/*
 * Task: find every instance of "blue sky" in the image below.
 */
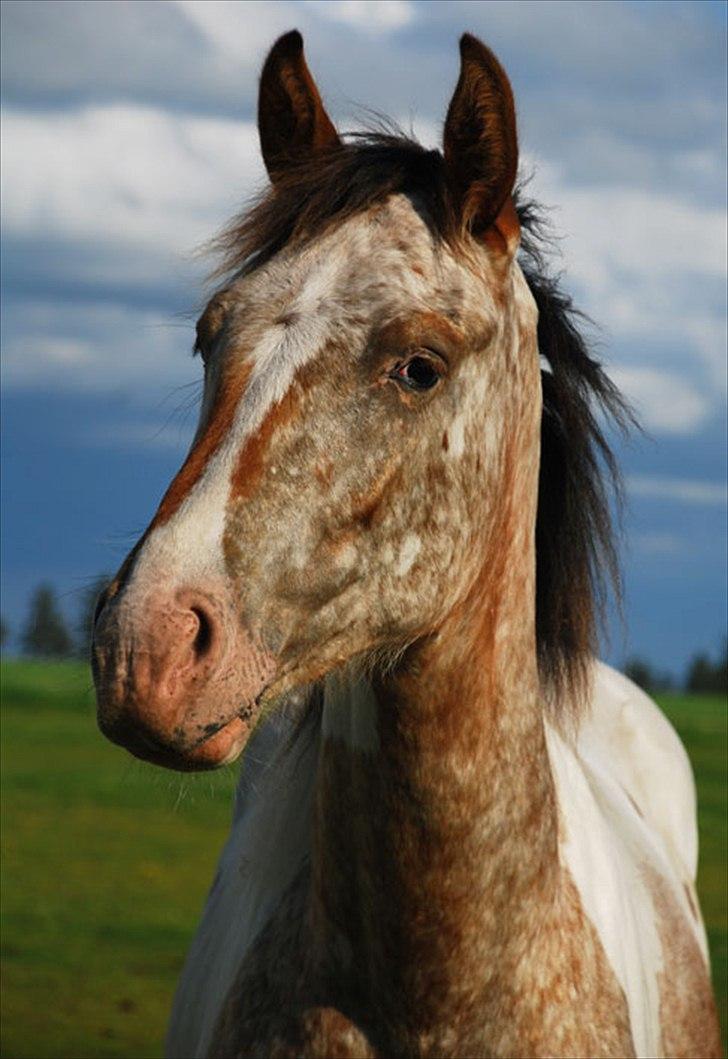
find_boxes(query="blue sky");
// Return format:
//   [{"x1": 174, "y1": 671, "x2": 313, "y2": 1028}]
[{"x1": 1, "y1": 0, "x2": 726, "y2": 677}]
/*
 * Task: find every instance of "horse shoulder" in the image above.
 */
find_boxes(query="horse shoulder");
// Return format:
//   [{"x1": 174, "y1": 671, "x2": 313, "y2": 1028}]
[
  {"x1": 545, "y1": 661, "x2": 720, "y2": 1058},
  {"x1": 587, "y1": 661, "x2": 701, "y2": 887}
]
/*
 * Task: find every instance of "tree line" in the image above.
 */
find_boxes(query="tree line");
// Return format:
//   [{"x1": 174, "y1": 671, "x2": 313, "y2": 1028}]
[
  {"x1": 0, "y1": 581, "x2": 726, "y2": 695},
  {"x1": 0, "y1": 577, "x2": 110, "y2": 661},
  {"x1": 624, "y1": 646, "x2": 727, "y2": 695}
]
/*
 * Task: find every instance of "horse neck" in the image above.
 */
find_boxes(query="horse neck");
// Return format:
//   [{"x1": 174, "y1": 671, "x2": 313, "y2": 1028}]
[{"x1": 310, "y1": 467, "x2": 559, "y2": 1030}]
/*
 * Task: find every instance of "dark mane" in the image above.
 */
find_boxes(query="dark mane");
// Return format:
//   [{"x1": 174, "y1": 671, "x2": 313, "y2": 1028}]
[
  {"x1": 212, "y1": 131, "x2": 633, "y2": 711},
  {"x1": 517, "y1": 208, "x2": 633, "y2": 708}
]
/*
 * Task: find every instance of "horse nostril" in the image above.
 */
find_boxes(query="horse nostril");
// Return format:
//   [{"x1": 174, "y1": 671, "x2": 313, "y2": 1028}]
[{"x1": 191, "y1": 606, "x2": 214, "y2": 659}]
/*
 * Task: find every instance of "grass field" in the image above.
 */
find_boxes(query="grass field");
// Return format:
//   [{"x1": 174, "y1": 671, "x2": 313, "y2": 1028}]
[{"x1": 1, "y1": 660, "x2": 726, "y2": 1058}]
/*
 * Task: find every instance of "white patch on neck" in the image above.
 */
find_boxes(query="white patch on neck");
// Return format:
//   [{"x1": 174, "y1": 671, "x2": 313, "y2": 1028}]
[
  {"x1": 166, "y1": 709, "x2": 318, "y2": 1058},
  {"x1": 554, "y1": 656, "x2": 711, "y2": 1048},
  {"x1": 322, "y1": 670, "x2": 380, "y2": 753},
  {"x1": 545, "y1": 720, "x2": 664, "y2": 1057}
]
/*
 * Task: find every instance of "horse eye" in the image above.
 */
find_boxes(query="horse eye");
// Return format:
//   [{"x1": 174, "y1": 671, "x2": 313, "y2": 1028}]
[{"x1": 391, "y1": 355, "x2": 442, "y2": 392}]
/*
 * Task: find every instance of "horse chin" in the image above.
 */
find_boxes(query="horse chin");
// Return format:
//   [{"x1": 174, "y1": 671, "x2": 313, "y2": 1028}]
[{"x1": 99, "y1": 707, "x2": 255, "y2": 772}]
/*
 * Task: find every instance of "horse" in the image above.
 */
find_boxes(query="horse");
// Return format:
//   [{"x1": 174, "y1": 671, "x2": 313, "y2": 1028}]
[{"x1": 92, "y1": 30, "x2": 721, "y2": 1059}]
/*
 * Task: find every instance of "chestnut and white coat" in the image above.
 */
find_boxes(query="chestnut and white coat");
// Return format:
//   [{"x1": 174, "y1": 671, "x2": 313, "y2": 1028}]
[{"x1": 93, "y1": 29, "x2": 721, "y2": 1059}]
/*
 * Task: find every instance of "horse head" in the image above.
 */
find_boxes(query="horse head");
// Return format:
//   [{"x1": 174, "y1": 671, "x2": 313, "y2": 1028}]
[{"x1": 93, "y1": 31, "x2": 540, "y2": 770}]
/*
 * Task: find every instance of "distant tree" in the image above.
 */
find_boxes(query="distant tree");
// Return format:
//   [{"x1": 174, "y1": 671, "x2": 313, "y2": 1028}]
[
  {"x1": 654, "y1": 669, "x2": 676, "y2": 693},
  {"x1": 716, "y1": 638, "x2": 728, "y2": 693},
  {"x1": 686, "y1": 653, "x2": 713, "y2": 692},
  {"x1": 686, "y1": 639, "x2": 727, "y2": 694},
  {"x1": 21, "y1": 584, "x2": 73, "y2": 658},
  {"x1": 624, "y1": 657, "x2": 656, "y2": 692},
  {"x1": 624, "y1": 657, "x2": 676, "y2": 693},
  {"x1": 0, "y1": 616, "x2": 8, "y2": 652},
  {"x1": 76, "y1": 574, "x2": 111, "y2": 658}
]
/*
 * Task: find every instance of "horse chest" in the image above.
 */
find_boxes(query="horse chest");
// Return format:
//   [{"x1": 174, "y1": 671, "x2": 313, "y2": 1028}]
[
  {"x1": 206, "y1": 869, "x2": 377, "y2": 1058},
  {"x1": 205, "y1": 869, "x2": 637, "y2": 1059}
]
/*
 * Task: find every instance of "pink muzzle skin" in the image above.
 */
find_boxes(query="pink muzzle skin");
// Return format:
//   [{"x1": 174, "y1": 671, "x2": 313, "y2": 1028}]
[{"x1": 93, "y1": 585, "x2": 277, "y2": 771}]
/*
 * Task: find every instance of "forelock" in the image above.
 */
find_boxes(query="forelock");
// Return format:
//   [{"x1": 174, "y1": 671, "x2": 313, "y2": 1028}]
[{"x1": 209, "y1": 130, "x2": 453, "y2": 285}]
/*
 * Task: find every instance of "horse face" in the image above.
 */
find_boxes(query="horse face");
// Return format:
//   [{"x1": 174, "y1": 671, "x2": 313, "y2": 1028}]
[{"x1": 93, "y1": 32, "x2": 538, "y2": 770}]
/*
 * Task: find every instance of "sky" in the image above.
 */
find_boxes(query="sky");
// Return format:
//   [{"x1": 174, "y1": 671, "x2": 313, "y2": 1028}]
[{"x1": 1, "y1": 0, "x2": 726, "y2": 678}]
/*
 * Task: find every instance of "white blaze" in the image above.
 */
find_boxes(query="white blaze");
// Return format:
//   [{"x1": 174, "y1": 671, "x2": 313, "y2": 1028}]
[{"x1": 130, "y1": 246, "x2": 348, "y2": 587}]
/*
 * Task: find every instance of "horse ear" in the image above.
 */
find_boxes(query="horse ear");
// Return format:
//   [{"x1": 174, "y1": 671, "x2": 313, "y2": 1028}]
[
  {"x1": 443, "y1": 34, "x2": 519, "y2": 240},
  {"x1": 258, "y1": 30, "x2": 340, "y2": 181}
]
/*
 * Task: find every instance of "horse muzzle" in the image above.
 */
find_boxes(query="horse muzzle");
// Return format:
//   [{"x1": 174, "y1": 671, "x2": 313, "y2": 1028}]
[{"x1": 92, "y1": 584, "x2": 276, "y2": 771}]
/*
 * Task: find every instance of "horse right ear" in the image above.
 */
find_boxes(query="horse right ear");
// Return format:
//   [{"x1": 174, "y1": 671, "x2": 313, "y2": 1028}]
[
  {"x1": 443, "y1": 34, "x2": 519, "y2": 242},
  {"x1": 258, "y1": 30, "x2": 340, "y2": 182}
]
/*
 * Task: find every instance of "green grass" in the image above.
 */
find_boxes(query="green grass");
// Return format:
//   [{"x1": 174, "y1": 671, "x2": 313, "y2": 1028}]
[
  {"x1": 1, "y1": 660, "x2": 236, "y2": 1059},
  {"x1": 654, "y1": 690, "x2": 728, "y2": 1043},
  {"x1": 1, "y1": 662, "x2": 725, "y2": 1057}
]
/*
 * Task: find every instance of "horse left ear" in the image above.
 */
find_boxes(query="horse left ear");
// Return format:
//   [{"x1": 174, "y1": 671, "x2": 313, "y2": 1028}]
[
  {"x1": 258, "y1": 29, "x2": 340, "y2": 182},
  {"x1": 443, "y1": 34, "x2": 519, "y2": 244}
]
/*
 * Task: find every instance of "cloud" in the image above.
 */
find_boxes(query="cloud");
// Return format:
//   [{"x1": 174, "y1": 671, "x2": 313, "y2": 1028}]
[
  {"x1": 1, "y1": 0, "x2": 725, "y2": 432},
  {"x1": 1, "y1": 103, "x2": 264, "y2": 260},
  {"x1": 607, "y1": 366, "x2": 711, "y2": 435},
  {"x1": 3, "y1": 1, "x2": 724, "y2": 191},
  {"x1": 1, "y1": 298, "x2": 199, "y2": 393},
  {"x1": 446, "y1": 0, "x2": 725, "y2": 89},
  {"x1": 173, "y1": 0, "x2": 303, "y2": 69},
  {"x1": 540, "y1": 178, "x2": 726, "y2": 284},
  {"x1": 528, "y1": 161, "x2": 728, "y2": 396},
  {"x1": 0, "y1": 0, "x2": 312, "y2": 117},
  {"x1": 627, "y1": 475, "x2": 728, "y2": 507},
  {"x1": 2, "y1": 104, "x2": 726, "y2": 429},
  {"x1": 545, "y1": 131, "x2": 726, "y2": 208},
  {"x1": 303, "y1": 1, "x2": 415, "y2": 31},
  {"x1": 0, "y1": 0, "x2": 420, "y2": 118},
  {"x1": 1, "y1": 0, "x2": 223, "y2": 113},
  {"x1": 3, "y1": 2, "x2": 724, "y2": 159}
]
